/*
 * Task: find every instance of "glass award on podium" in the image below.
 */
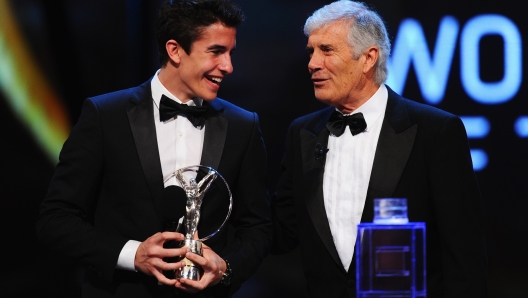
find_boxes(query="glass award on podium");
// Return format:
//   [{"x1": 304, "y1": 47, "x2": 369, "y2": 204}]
[{"x1": 356, "y1": 198, "x2": 426, "y2": 298}]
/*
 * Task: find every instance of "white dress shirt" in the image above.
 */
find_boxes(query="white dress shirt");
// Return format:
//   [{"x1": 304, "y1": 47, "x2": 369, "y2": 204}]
[
  {"x1": 116, "y1": 70, "x2": 205, "y2": 271},
  {"x1": 323, "y1": 84, "x2": 388, "y2": 271}
]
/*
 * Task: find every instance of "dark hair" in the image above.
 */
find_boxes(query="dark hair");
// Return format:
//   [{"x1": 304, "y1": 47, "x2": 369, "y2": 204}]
[{"x1": 156, "y1": 0, "x2": 245, "y2": 65}]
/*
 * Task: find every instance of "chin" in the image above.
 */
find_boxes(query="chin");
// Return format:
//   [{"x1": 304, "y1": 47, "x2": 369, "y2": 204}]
[
  {"x1": 314, "y1": 94, "x2": 333, "y2": 106},
  {"x1": 314, "y1": 90, "x2": 330, "y2": 101},
  {"x1": 202, "y1": 96, "x2": 217, "y2": 102},
  {"x1": 199, "y1": 91, "x2": 218, "y2": 102}
]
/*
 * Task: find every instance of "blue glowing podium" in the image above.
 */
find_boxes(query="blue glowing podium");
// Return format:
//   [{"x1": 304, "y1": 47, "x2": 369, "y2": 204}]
[{"x1": 355, "y1": 222, "x2": 426, "y2": 298}]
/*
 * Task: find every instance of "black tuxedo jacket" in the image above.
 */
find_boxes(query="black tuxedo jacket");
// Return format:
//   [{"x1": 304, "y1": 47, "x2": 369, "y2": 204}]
[
  {"x1": 272, "y1": 86, "x2": 487, "y2": 298},
  {"x1": 37, "y1": 80, "x2": 272, "y2": 298}
]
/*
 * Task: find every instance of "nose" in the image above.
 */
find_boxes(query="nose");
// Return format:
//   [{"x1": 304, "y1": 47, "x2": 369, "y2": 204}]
[
  {"x1": 219, "y1": 53, "x2": 233, "y2": 74},
  {"x1": 308, "y1": 52, "x2": 322, "y2": 74}
]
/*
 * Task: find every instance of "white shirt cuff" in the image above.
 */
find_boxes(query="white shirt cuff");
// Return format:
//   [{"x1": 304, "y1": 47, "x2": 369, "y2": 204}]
[{"x1": 116, "y1": 240, "x2": 141, "y2": 271}]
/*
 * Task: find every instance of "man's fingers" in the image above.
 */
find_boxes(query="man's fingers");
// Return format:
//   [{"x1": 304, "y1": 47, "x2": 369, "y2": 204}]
[
  {"x1": 146, "y1": 232, "x2": 184, "y2": 245},
  {"x1": 176, "y1": 277, "x2": 206, "y2": 293},
  {"x1": 140, "y1": 230, "x2": 222, "y2": 292},
  {"x1": 153, "y1": 269, "x2": 177, "y2": 286},
  {"x1": 159, "y1": 231, "x2": 186, "y2": 242},
  {"x1": 184, "y1": 252, "x2": 208, "y2": 268},
  {"x1": 160, "y1": 247, "x2": 188, "y2": 259},
  {"x1": 201, "y1": 242, "x2": 210, "y2": 250},
  {"x1": 135, "y1": 231, "x2": 188, "y2": 280},
  {"x1": 139, "y1": 245, "x2": 187, "y2": 262},
  {"x1": 159, "y1": 259, "x2": 187, "y2": 272},
  {"x1": 140, "y1": 232, "x2": 184, "y2": 255}
]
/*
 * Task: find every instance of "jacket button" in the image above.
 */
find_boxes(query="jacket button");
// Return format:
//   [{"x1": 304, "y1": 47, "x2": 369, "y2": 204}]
[{"x1": 347, "y1": 279, "x2": 355, "y2": 287}]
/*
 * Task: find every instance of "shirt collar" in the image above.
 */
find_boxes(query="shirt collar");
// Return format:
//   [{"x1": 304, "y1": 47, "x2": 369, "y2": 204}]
[
  {"x1": 337, "y1": 84, "x2": 388, "y2": 132},
  {"x1": 151, "y1": 69, "x2": 203, "y2": 107}
]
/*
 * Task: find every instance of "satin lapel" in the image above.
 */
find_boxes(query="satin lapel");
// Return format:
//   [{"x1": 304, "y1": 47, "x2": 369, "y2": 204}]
[
  {"x1": 199, "y1": 100, "x2": 227, "y2": 170},
  {"x1": 127, "y1": 84, "x2": 164, "y2": 216},
  {"x1": 363, "y1": 87, "x2": 417, "y2": 222},
  {"x1": 302, "y1": 108, "x2": 344, "y2": 271}
]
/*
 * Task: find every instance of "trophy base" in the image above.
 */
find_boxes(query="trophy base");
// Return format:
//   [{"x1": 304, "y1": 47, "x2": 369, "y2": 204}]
[
  {"x1": 178, "y1": 265, "x2": 203, "y2": 281},
  {"x1": 176, "y1": 239, "x2": 203, "y2": 281}
]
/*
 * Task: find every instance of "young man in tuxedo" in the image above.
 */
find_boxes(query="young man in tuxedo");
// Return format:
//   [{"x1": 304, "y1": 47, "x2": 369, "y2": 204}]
[
  {"x1": 272, "y1": 1, "x2": 487, "y2": 297},
  {"x1": 37, "y1": 1, "x2": 272, "y2": 297}
]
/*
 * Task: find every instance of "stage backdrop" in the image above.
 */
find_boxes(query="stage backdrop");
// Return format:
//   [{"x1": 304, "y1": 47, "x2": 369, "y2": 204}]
[{"x1": 1, "y1": 0, "x2": 526, "y2": 297}]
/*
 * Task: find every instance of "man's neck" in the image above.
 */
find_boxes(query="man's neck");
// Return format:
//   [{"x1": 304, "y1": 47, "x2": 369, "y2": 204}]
[
  {"x1": 337, "y1": 83, "x2": 381, "y2": 114},
  {"x1": 158, "y1": 66, "x2": 192, "y2": 103}
]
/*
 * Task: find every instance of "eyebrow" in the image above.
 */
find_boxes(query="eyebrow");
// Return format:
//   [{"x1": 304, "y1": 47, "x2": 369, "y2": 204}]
[
  {"x1": 306, "y1": 44, "x2": 334, "y2": 52},
  {"x1": 319, "y1": 44, "x2": 334, "y2": 51},
  {"x1": 208, "y1": 44, "x2": 227, "y2": 51}
]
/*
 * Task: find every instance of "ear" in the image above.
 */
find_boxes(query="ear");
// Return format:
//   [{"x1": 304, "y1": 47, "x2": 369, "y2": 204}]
[
  {"x1": 362, "y1": 46, "x2": 379, "y2": 74},
  {"x1": 166, "y1": 39, "x2": 182, "y2": 64}
]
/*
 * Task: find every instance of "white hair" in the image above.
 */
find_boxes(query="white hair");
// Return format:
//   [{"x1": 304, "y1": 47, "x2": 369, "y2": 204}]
[{"x1": 304, "y1": 0, "x2": 391, "y2": 84}]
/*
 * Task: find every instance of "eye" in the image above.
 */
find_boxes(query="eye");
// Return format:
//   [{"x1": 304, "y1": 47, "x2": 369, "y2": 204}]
[
  {"x1": 321, "y1": 45, "x2": 332, "y2": 53},
  {"x1": 208, "y1": 46, "x2": 228, "y2": 55}
]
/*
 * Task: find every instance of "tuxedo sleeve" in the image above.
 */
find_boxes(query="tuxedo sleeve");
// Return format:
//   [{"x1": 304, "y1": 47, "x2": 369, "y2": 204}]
[
  {"x1": 427, "y1": 116, "x2": 488, "y2": 297},
  {"x1": 36, "y1": 98, "x2": 128, "y2": 282},
  {"x1": 220, "y1": 112, "x2": 273, "y2": 295}
]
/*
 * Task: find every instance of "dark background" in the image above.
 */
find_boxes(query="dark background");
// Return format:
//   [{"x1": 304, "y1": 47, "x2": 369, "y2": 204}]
[{"x1": 1, "y1": 0, "x2": 526, "y2": 297}]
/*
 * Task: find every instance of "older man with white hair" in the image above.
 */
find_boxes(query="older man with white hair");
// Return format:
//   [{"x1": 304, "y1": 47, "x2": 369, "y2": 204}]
[{"x1": 271, "y1": 1, "x2": 488, "y2": 297}]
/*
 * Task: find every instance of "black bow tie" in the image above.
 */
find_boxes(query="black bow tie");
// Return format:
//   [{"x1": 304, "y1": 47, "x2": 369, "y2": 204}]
[
  {"x1": 159, "y1": 95, "x2": 208, "y2": 128},
  {"x1": 326, "y1": 111, "x2": 367, "y2": 137}
]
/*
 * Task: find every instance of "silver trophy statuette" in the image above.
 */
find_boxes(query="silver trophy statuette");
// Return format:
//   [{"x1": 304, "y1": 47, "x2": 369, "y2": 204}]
[{"x1": 169, "y1": 165, "x2": 232, "y2": 281}]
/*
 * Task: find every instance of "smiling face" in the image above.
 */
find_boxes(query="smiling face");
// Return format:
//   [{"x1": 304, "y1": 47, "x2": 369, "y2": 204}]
[
  {"x1": 163, "y1": 22, "x2": 236, "y2": 102},
  {"x1": 307, "y1": 21, "x2": 378, "y2": 113}
]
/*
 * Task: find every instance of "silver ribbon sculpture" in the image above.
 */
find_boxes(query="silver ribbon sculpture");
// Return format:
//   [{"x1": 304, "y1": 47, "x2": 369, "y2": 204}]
[{"x1": 168, "y1": 165, "x2": 232, "y2": 281}]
